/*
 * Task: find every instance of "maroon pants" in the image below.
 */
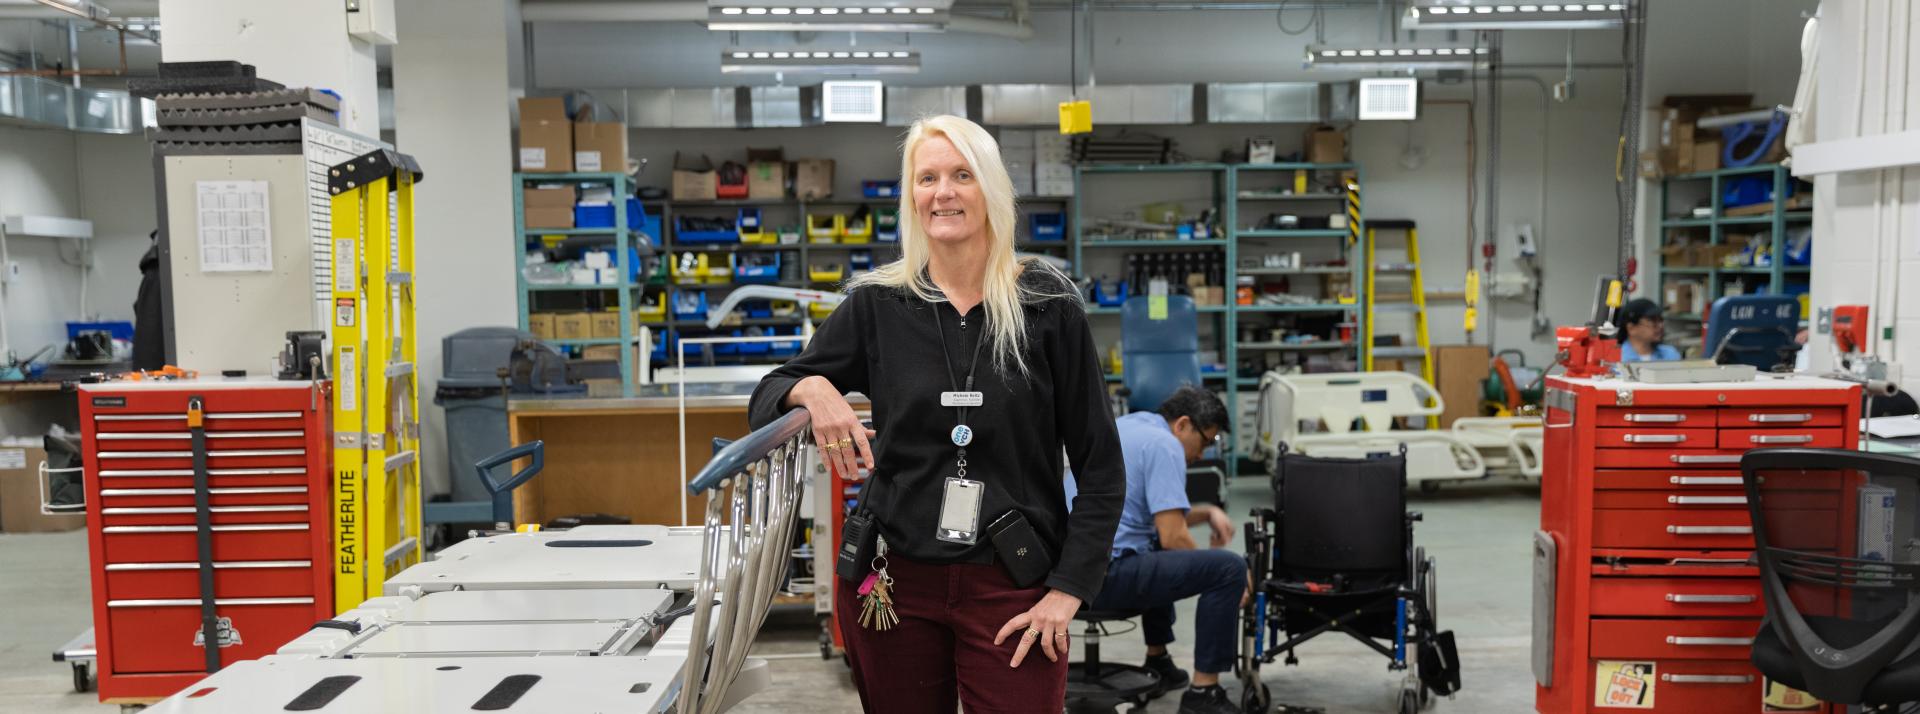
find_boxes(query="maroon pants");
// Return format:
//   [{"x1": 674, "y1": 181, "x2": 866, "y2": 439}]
[{"x1": 836, "y1": 555, "x2": 1067, "y2": 713}]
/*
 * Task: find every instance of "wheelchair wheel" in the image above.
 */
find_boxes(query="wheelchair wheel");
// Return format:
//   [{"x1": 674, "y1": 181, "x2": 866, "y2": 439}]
[
  {"x1": 1241, "y1": 681, "x2": 1271, "y2": 714},
  {"x1": 1422, "y1": 550, "x2": 1439, "y2": 632}
]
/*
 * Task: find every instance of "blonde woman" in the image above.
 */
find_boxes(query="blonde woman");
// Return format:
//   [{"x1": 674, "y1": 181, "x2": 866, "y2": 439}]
[{"x1": 749, "y1": 115, "x2": 1124, "y2": 713}]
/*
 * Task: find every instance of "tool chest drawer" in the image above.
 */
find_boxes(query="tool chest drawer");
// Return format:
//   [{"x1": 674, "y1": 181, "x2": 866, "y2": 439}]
[
  {"x1": 1590, "y1": 618, "x2": 1759, "y2": 661},
  {"x1": 1592, "y1": 509, "x2": 1755, "y2": 549},
  {"x1": 1592, "y1": 469, "x2": 1836, "y2": 491},
  {"x1": 105, "y1": 562, "x2": 318, "y2": 600},
  {"x1": 1588, "y1": 577, "x2": 1764, "y2": 618},
  {"x1": 104, "y1": 599, "x2": 317, "y2": 674},
  {"x1": 103, "y1": 523, "x2": 317, "y2": 563},
  {"x1": 1591, "y1": 490, "x2": 1749, "y2": 510},
  {"x1": 1716, "y1": 428, "x2": 1845, "y2": 449},
  {"x1": 1717, "y1": 407, "x2": 1844, "y2": 428},
  {"x1": 1594, "y1": 449, "x2": 1748, "y2": 470},
  {"x1": 1586, "y1": 658, "x2": 1766, "y2": 713},
  {"x1": 1595, "y1": 428, "x2": 1718, "y2": 449},
  {"x1": 1594, "y1": 408, "x2": 1719, "y2": 428}
]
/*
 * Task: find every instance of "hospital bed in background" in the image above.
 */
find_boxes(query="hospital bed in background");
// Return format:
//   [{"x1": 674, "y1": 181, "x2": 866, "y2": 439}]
[{"x1": 1251, "y1": 371, "x2": 1489, "y2": 492}]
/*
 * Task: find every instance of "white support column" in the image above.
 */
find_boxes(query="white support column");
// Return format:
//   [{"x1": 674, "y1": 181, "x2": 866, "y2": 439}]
[
  {"x1": 393, "y1": 0, "x2": 518, "y2": 500},
  {"x1": 155, "y1": 0, "x2": 380, "y2": 136}
]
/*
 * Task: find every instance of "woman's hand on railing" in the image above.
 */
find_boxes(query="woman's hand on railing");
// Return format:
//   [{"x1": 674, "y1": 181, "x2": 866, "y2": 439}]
[{"x1": 792, "y1": 375, "x2": 876, "y2": 481}]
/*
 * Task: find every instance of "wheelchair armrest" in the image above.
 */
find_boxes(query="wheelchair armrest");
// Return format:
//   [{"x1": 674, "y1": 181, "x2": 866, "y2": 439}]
[{"x1": 1407, "y1": 511, "x2": 1423, "y2": 523}]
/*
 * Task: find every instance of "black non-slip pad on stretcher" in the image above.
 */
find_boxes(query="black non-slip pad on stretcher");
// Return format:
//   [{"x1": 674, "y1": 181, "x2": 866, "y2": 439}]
[{"x1": 283, "y1": 675, "x2": 361, "y2": 711}]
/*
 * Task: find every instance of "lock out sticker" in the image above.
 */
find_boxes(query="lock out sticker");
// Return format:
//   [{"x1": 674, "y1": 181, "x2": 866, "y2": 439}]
[{"x1": 1594, "y1": 660, "x2": 1655, "y2": 709}]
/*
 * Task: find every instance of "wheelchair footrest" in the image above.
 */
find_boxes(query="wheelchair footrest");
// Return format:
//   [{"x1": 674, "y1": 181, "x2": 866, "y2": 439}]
[{"x1": 1064, "y1": 662, "x2": 1160, "y2": 704}]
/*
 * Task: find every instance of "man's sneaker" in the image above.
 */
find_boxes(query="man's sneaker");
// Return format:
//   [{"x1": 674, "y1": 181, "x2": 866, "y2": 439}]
[
  {"x1": 1179, "y1": 684, "x2": 1238, "y2": 714},
  {"x1": 1142, "y1": 653, "x2": 1189, "y2": 697}
]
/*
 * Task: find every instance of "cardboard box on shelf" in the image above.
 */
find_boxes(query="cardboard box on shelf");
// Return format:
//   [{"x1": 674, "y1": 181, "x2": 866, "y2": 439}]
[
  {"x1": 581, "y1": 345, "x2": 620, "y2": 361},
  {"x1": 524, "y1": 185, "x2": 577, "y2": 229},
  {"x1": 1691, "y1": 138, "x2": 1722, "y2": 173},
  {"x1": 555, "y1": 312, "x2": 592, "y2": 340},
  {"x1": 0, "y1": 447, "x2": 83, "y2": 533},
  {"x1": 1306, "y1": 126, "x2": 1346, "y2": 163},
  {"x1": 572, "y1": 121, "x2": 628, "y2": 173},
  {"x1": 672, "y1": 153, "x2": 718, "y2": 201},
  {"x1": 518, "y1": 97, "x2": 573, "y2": 173},
  {"x1": 1660, "y1": 243, "x2": 1698, "y2": 268},
  {"x1": 529, "y1": 313, "x2": 556, "y2": 340},
  {"x1": 793, "y1": 159, "x2": 835, "y2": 199},
  {"x1": 747, "y1": 148, "x2": 787, "y2": 199},
  {"x1": 590, "y1": 311, "x2": 621, "y2": 339},
  {"x1": 583, "y1": 379, "x2": 622, "y2": 398},
  {"x1": 1432, "y1": 345, "x2": 1491, "y2": 429},
  {"x1": 1697, "y1": 243, "x2": 1744, "y2": 268}
]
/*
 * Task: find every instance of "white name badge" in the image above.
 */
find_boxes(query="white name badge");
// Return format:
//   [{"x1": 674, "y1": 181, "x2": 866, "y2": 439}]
[{"x1": 940, "y1": 391, "x2": 985, "y2": 408}]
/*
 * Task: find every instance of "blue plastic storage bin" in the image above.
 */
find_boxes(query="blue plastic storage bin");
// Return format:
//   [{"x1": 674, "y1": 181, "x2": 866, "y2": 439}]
[
  {"x1": 736, "y1": 253, "x2": 782, "y2": 284},
  {"x1": 770, "y1": 327, "x2": 801, "y2": 357},
  {"x1": 68, "y1": 321, "x2": 134, "y2": 341},
  {"x1": 676, "y1": 215, "x2": 739, "y2": 244},
  {"x1": 714, "y1": 330, "x2": 742, "y2": 356},
  {"x1": 575, "y1": 203, "x2": 616, "y2": 228},
  {"x1": 1030, "y1": 212, "x2": 1066, "y2": 241},
  {"x1": 738, "y1": 327, "x2": 772, "y2": 356},
  {"x1": 633, "y1": 200, "x2": 663, "y2": 246},
  {"x1": 672, "y1": 290, "x2": 709, "y2": 320},
  {"x1": 863, "y1": 180, "x2": 900, "y2": 198}
]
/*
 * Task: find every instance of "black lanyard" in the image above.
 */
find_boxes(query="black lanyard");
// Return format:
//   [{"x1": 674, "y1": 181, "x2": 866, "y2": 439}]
[{"x1": 933, "y1": 303, "x2": 988, "y2": 472}]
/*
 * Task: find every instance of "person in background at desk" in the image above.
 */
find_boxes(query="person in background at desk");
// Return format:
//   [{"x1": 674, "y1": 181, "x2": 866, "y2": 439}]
[
  {"x1": 1617, "y1": 298, "x2": 1683, "y2": 362},
  {"x1": 1065, "y1": 386, "x2": 1247, "y2": 714}
]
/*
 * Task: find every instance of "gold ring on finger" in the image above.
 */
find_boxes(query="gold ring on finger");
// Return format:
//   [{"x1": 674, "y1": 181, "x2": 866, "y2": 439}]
[
  {"x1": 822, "y1": 442, "x2": 840, "y2": 451},
  {"x1": 1024, "y1": 628, "x2": 1041, "y2": 641},
  {"x1": 1054, "y1": 633, "x2": 1068, "y2": 640},
  {"x1": 838, "y1": 437, "x2": 853, "y2": 449}
]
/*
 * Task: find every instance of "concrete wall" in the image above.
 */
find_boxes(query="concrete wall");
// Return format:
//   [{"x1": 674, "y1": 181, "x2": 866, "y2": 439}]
[
  {"x1": 394, "y1": 0, "x2": 519, "y2": 498},
  {"x1": 1805, "y1": 0, "x2": 1919, "y2": 374}
]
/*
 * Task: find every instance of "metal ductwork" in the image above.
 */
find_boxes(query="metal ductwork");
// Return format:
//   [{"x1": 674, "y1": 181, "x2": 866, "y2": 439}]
[
  {"x1": 518, "y1": 0, "x2": 1034, "y2": 38},
  {"x1": 0, "y1": 75, "x2": 152, "y2": 134}
]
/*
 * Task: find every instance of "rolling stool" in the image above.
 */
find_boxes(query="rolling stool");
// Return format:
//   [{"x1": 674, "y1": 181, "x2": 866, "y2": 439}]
[{"x1": 1064, "y1": 608, "x2": 1160, "y2": 714}]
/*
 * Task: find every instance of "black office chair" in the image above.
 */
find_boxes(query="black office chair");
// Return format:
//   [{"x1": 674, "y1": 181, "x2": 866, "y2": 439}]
[
  {"x1": 1741, "y1": 448, "x2": 1920, "y2": 709},
  {"x1": 1238, "y1": 446, "x2": 1460, "y2": 714},
  {"x1": 1064, "y1": 607, "x2": 1160, "y2": 713}
]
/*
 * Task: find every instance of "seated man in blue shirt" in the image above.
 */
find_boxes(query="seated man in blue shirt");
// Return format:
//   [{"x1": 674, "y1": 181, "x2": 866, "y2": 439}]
[
  {"x1": 1072, "y1": 386, "x2": 1247, "y2": 714},
  {"x1": 1618, "y1": 297, "x2": 1683, "y2": 362}
]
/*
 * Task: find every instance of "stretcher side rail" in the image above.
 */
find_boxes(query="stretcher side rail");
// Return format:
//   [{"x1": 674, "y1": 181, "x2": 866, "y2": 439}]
[{"x1": 678, "y1": 407, "x2": 813, "y2": 714}]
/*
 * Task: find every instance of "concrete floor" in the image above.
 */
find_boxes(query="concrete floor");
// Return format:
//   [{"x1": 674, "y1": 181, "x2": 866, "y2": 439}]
[{"x1": 0, "y1": 477, "x2": 1541, "y2": 714}]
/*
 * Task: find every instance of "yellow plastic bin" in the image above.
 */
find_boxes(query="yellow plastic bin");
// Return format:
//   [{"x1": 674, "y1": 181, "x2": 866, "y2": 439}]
[
  {"x1": 703, "y1": 253, "x2": 735, "y2": 284},
  {"x1": 809, "y1": 262, "x2": 845, "y2": 283},
  {"x1": 670, "y1": 253, "x2": 708, "y2": 284},
  {"x1": 807, "y1": 214, "x2": 841, "y2": 243},
  {"x1": 841, "y1": 213, "x2": 874, "y2": 244},
  {"x1": 809, "y1": 302, "x2": 838, "y2": 320}
]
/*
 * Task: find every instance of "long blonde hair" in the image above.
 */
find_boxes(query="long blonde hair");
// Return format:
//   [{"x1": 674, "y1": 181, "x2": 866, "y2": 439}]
[{"x1": 847, "y1": 115, "x2": 1076, "y2": 376}]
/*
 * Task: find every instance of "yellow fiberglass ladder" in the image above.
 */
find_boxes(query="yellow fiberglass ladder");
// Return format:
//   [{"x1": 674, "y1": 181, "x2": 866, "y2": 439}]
[{"x1": 327, "y1": 149, "x2": 425, "y2": 611}]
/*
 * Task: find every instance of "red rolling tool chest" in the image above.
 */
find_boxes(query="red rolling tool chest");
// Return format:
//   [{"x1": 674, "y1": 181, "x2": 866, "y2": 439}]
[
  {"x1": 1534, "y1": 375, "x2": 1859, "y2": 713},
  {"x1": 78, "y1": 380, "x2": 333, "y2": 703}
]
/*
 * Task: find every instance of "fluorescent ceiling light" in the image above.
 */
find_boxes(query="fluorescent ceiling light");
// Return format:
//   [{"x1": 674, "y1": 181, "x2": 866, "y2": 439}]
[
  {"x1": 720, "y1": 47, "x2": 920, "y2": 74},
  {"x1": 708, "y1": 2, "x2": 951, "y2": 31},
  {"x1": 1304, "y1": 44, "x2": 1494, "y2": 71},
  {"x1": 1404, "y1": 1, "x2": 1628, "y2": 29}
]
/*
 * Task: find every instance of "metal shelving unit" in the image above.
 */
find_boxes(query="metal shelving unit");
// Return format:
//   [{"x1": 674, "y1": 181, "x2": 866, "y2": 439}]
[
  {"x1": 1655, "y1": 163, "x2": 1813, "y2": 325},
  {"x1": 515, "y1": 171, "x2": 642, "y2": 395}
]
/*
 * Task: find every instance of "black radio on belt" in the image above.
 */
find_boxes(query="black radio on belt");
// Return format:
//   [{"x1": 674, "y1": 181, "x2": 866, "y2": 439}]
[{"x1": 836, "y1": 509, "x2": 880, "y2": 582}]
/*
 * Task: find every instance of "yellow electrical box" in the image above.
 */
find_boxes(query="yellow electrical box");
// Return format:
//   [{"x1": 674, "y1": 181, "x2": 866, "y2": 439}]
[{"x1": 1058, "y1": 100, "x2": 1092, "y2": 135}]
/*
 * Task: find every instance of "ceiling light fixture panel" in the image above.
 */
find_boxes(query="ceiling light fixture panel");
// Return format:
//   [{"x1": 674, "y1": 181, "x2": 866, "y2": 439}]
[
  {"x1": 1304, "y1": 45, "x2": 1494, "y2": 71},
  {"x1": 1405, "y1": 1, "x2": 1627, "y2": 29},
  {"x1": 721, "y1": 48, "x2": 921, "y2": 74},
  {"x1": 709, "y1": 1, "x2": 951, "y2": 31}
]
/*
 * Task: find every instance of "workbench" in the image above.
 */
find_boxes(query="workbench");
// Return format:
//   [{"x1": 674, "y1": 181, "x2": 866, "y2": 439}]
[{"x1": 506, "y1": 383, "x2": 860, "y2": 528}]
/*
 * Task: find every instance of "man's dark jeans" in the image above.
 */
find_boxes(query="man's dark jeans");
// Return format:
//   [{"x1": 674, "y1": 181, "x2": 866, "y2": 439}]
[{"x1": 1089, "y1": 548, "x2": 1246, "y2": 675}]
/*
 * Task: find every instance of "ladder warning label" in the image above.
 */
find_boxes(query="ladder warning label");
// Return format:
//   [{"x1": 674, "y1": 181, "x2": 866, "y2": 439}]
[
  {"x1": 339, "y1": 347, "x2": 357, "y2": 412},
  {"x1": 335, "y1": 298, "x2": 356, "y2": 327}
]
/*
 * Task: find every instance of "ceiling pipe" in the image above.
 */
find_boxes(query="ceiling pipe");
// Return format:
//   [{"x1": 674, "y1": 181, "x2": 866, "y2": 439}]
[{"x1": 518, "y1": 0, "x2": 1035, "y2": 38}]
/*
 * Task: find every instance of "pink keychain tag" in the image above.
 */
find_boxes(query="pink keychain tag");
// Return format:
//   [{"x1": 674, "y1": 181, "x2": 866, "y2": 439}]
[{"x1": 857, "y1": 571, "x2": 879, "y2": 596}]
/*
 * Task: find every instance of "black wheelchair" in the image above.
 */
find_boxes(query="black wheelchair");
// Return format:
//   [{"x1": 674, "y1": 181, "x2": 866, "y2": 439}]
[{"x1": 1235, "y1": 446, "x2": 1462, "y2": 713}]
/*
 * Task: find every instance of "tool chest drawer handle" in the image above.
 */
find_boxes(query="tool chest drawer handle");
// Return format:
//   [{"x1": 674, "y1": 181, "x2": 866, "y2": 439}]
[
  {"x1": 1625, "y1": 434, "x2": 1688, "y2": 444},
  {"x1": 1666, "y1": 636, "x2": 1755, "y2": 647},
  {"x1": 1672, "y1": 455, "x2": 1743, "y2": 464},
  {"x1": 1625, "y1": 413, "x2": 1688, "y2": 423},
  {"x1": 1750, "y1": 434, "x2": 1814, "y2": 444},
  {"x1": 107, "y1": 597, "x2": 315, "y2": 608},
  {"x1": 1749, "y1": 413, "x2": 1812, "y2": 423},
  {"x1": 1671, "y1": 476, "x2": 1743, "y2": 486},
  {"x1": 1668, "y1": 495, "x2": 1749, "y2": 506},
  {"x1": 1665, "y1": 593, "x2": 1756, "y2": 604},
  {"x1": 1661, "y1": 673, "x2": 1753, "y2": 685},
  {"x1": 1667, "y1": 525, "x2": 1753, "y2": 535}
]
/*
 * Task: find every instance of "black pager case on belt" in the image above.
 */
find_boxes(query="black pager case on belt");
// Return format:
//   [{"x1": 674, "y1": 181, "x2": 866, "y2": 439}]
[{"x1": 987, "y1": 509, "x2": 1054, "y2": 588}]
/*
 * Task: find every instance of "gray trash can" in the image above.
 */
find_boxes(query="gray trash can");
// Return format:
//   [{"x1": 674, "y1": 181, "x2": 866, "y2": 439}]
[{"x1": 433, "y1": 327, "x2": 533, "y2": 513}]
